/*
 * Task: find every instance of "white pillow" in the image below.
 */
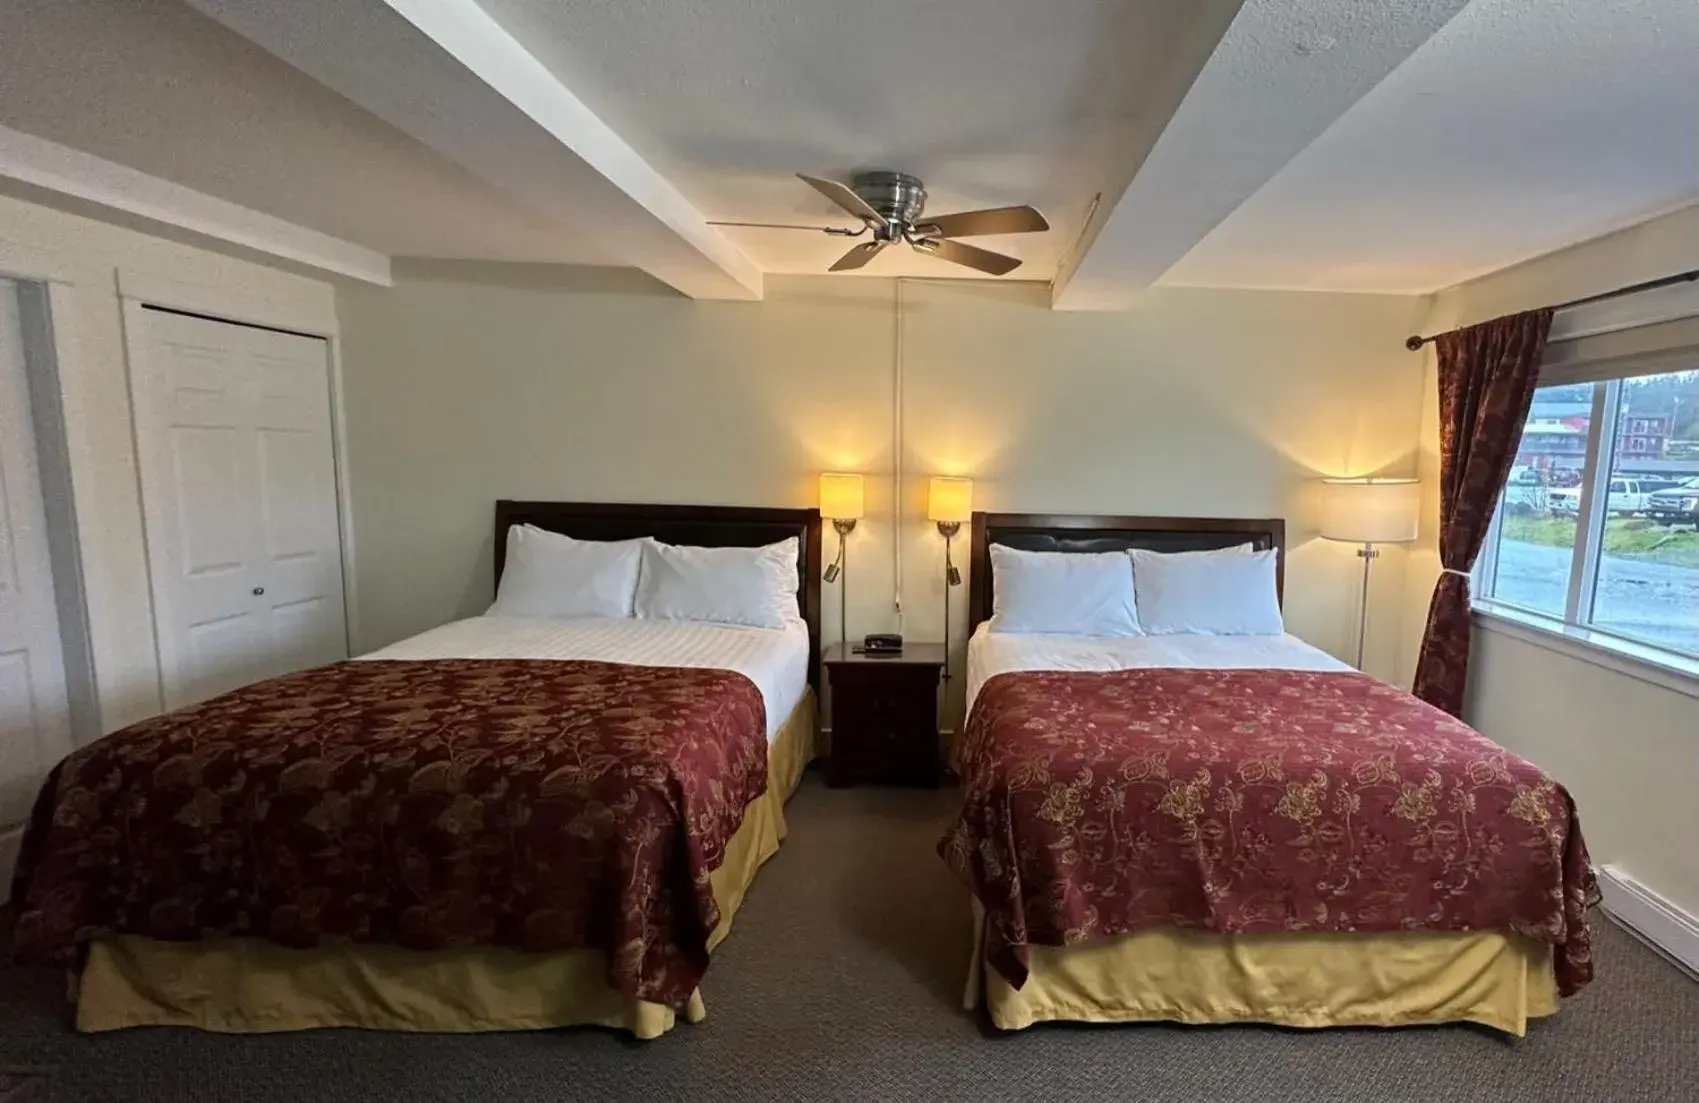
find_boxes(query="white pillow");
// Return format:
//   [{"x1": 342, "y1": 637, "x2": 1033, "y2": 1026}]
[
  {"x1": 489, "y1": 525, "x2": 645, "y2": 619},
  {"x1": 635, "y1": 538, "x2": 800, "y2": 629},
  {"x1": 988, "y1": 545, "x2": 1141, "y2": 637},
  {"x1": 1129, "y1": 542, "x2": 1254, "y2": 560},
  {"x1": 1130, "y1": 547, "x2": 1283, "y2": 635}
]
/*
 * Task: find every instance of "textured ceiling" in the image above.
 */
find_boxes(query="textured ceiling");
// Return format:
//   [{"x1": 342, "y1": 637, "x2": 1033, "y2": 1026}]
[
  {"x1": 1054, "y1": 0, "x2": 1470, "y2": 308},
  {"x1": 0, "y1": 0, "x2": 606, "y2": 264},
  {"x1": 470, "y1": 0, "x2": 1238, "y2": 280},
  {"x1": 5, "y1": 0, "x2": 1692, "y2": 299},
  {"x1": 1161, "y1": 0, "x2": 1699, "y2": 293}
]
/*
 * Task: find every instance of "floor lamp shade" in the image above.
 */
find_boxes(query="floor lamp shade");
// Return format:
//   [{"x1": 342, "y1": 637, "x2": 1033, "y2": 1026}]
[
  {"x1": 1319, "y1": 477, "x2": 1419, "y2": 671},
  {"x1": 1320, "y1": 478, "x2": 1419, "y2": 544}
]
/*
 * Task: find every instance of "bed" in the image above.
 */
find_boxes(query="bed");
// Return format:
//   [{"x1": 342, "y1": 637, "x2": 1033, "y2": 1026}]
[
  {"x1": 10, "y1": 500, "x2": 822, "y2": 1040},
  {"x1": 941, "y1": 512, "x2": 1596, "y2": 1036}
]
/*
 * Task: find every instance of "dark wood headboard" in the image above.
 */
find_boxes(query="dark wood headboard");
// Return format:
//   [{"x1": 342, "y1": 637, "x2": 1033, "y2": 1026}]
[
  {"x1": 495, "y1": 500, "x2": 824, "y2": 690},
  {"x1": 968, "y1": 511, "x2": 1286, "y2": 635}
]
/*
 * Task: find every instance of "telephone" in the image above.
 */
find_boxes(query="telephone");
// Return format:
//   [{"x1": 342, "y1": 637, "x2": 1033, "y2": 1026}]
[{"x1": 859, "y1": 633, "x2": 904, "y2": 655}]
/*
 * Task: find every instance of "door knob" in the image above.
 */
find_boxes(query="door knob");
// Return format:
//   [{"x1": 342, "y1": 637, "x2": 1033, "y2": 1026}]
[{"x1": 252, "y1": 586, "x2": 266, "y2": 596}]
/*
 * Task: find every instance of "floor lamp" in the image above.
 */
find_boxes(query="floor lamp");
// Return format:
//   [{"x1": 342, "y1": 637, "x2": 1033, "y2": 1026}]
[
  {"x1": 819, "y1": 473, "x2": 864, "y2": 653},
  {"x1": 928, "y1": 477, "x2": 973, "y2": 680},
  {"x1": 1320, "y1": 477, "x2": 1420, "y2": 670}
]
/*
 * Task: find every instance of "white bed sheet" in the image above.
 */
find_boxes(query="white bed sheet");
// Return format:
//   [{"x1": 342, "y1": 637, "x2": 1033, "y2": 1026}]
[
  {"x1": 965, "y1": 623, "x2": 1351, "y2": 714},
  {"x1": 360, "y1": 616, "x2": 811, "y2": 741}
]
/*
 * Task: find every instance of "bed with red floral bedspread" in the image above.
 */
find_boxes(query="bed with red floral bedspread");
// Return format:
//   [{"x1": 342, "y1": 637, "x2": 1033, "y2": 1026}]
[
  {"x1": 940, "y1": 667, "x2": 1596, "y2": 998},
  {"x1": 10, "y1": 658, "x2": 768, "y2": 1011}
]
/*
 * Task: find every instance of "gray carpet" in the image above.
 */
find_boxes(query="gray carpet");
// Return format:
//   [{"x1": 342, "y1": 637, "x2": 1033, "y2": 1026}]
[{"x1": 3, "y1": 776, "x2": 1696, "y2": 1103}]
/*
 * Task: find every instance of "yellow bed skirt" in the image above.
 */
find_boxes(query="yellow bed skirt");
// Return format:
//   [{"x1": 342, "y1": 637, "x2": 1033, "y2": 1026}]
[
  {"x1": 74, "y1": 690, "x2": 818, "y2": 1040},
  {"x1": 965, "y1": 902, "x2": 1559, "y2": 1037}
]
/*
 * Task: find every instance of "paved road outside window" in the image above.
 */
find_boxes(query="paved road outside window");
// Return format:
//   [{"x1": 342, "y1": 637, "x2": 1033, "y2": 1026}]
[{"x1": 1491, "y1": 539, "x2": 1699, "y2": 654}]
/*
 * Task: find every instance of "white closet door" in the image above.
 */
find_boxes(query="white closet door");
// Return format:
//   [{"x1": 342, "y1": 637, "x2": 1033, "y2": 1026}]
[
  {"x1": 0, "y1": 279, "x2": 72, "y2": 830},
  {"x1": 133, "y1": 309, "x2": 347, "y2": 710},
  {"x1": 247, "y1": 326, "x2": 348, "y2": 680}
]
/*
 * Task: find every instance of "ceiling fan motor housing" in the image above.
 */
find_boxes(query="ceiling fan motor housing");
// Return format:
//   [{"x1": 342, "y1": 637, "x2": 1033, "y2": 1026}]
[
  {"x1": 852, "y1": 171, "x2": 928, "y2": 240},
  {"x1": 789, "y1": 169, "x2": 1041, "y2": 275}
]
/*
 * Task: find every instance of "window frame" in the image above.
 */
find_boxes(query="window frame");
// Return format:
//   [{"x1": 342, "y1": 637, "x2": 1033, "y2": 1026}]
[
  {"x1": 1471, "y1": 602, "x2": 1699, "y2": 700},
  {"x1": 1473, "y1": 368, "x2": 1699, "y2": 694}
]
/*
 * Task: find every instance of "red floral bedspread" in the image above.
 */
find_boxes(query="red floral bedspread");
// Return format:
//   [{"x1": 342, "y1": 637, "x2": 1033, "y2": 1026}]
[
  {"x1": 10, "y1": 659, "x2": 768, "y2": 1010},
  {"x1": 940, "y1": 668, "x2": 1597, "y2": 997}
]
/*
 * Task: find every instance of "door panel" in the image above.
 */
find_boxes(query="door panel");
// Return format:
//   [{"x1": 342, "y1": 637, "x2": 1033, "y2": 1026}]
[
  {"x1": 246, "y1": 327, "x2": 347, "y2": 681},
  {"x1": 269, "y1": 596, "x2": 335, "y2": 674},
  {"x1": 138, "y1": 312, "x2": 266, "y2": 706},
  {"x1": 0, "y1": 279, "x2": 72, "y2": 829},
  {"x1": 183, "y1": 612, "x2": 261, "y2": 707},
  {"x1": 170, "y1": 426, "x2": 248, "y2": 575},
  {"x1": 134, "y1": 309, "x2": 346, "y2": 710}
]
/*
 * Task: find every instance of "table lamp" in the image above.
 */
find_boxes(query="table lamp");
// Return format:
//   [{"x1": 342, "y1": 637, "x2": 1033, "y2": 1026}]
[
  {"x1": 819, "y1": 473, "x2": 864, "y2": 652},
  {"x1": 928, "y1": 476, "x2": 973, "y2": 677},
  {"x1": 1319, "y1": 477, "x2": 1420, "y2": 669}
]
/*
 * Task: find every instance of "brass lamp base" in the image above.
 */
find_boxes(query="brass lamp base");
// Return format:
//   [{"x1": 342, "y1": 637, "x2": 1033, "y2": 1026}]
[
  {"x1": 938, "y1": 521, "x2": 962, "y2": 680},
  {"x1": 825, "y1": 518, "x2": 857, "y2": 652}
]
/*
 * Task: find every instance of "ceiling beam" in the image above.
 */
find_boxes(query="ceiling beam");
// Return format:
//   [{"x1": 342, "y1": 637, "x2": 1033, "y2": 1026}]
[
  {"x1": 187, "y1": 0, "x2": 762, "y2": 301},
  {"x1": 1052, "y1": 0, "x2": 1471, "y2": 312},
  {"x1": 0, "y1": 125, "x2": 392, "y2": 285}
]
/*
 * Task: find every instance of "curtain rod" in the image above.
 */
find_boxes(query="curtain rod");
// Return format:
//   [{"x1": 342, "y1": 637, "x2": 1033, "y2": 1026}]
[{"x1": 1404, "y1": 266, "x2": 1699, "y2": 351}]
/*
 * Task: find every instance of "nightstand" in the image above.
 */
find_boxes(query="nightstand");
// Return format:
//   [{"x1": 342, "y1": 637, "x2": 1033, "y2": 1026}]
[{"x1": 823, "y1": 642, "x2": 946, "y2": 788}]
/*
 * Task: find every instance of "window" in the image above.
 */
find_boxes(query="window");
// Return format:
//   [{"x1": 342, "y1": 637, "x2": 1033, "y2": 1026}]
[
  {"x1": 1478, "y1": 365, "x2": 1699, "y2": 663},
  {"x1": 1482, "y1": 383, "x2": 1590, "y2": 620},
  {"x1": 1591, "y1": 372, "x2": 1699, "y2": 654}
]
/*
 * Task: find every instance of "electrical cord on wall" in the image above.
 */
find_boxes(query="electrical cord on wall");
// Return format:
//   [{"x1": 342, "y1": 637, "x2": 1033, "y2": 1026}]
[{"x1": 892, "y1": 276, "x2": 905, "y2": 634}]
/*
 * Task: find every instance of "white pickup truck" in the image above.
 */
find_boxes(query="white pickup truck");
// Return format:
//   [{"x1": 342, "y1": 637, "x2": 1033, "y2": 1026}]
[
  {"x1": 1647, "y1": 478, "x2": 1699, "y2": 527},
  {"x1": 1548, "y1": 478, "x2": 1658, "y2": 517}
]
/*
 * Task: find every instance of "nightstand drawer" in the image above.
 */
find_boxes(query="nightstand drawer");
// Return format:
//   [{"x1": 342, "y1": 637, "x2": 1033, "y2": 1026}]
[
  {"x1": 833, "y1": 686, "x2": 932, "y2": 746},
  {"x1": 824, "y1": 652, "x2": 944, "y2": 788}
]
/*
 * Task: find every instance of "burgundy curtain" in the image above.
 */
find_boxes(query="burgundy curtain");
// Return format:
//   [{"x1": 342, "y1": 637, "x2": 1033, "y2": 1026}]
[{"x1": 1411, "y1": 308, "x2": 1554, "y2": 717}]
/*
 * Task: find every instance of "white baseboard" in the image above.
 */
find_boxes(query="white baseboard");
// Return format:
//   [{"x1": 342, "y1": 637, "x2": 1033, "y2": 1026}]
[
  {"x1": 0, "y1": 825, "x2": 20, "y2": 905},
  {"x1": 1597, "y1": 864, "x2": 1699, "y2": 980}
]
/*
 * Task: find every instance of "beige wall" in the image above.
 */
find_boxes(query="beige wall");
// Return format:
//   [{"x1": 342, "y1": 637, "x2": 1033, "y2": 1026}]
[
  {"x1": 1464, "y1": 628, "x2": 1699, "y2": 917},
  {"x1": 0, "y1": 187, "x2": 335, "y2": 734},
  {"x1": 1408, "y1": 202, "x2": 1699, "y2": 919},
  {"x1": 338, "y1": 265, "x2": 1427, "y2": 724}
]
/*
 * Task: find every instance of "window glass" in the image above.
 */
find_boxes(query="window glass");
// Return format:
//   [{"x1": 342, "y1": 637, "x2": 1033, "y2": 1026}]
[
  {"x1": 1487, "y1": 383, "x2": 1593, "y2": 618},
  {"x1": 1587, "y1": 370, "x2": 1699, "y2": 656}
]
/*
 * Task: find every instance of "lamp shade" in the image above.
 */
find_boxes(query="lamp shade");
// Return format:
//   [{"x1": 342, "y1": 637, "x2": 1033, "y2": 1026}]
[
  {"x1": 818, "y1": 472, "x2": 864, "y2": 520},
  {"x1": 928, "y1": 476, "x2": 973, "y2": 524},
  {"x1": 1319, "y1": 478, "x2": 1419, "y2": 544}
]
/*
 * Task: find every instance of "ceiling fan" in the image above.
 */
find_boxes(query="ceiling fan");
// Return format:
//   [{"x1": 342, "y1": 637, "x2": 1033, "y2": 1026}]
[{"x1": 709, "y1": 172, "x2": 1049, "y2": 276}]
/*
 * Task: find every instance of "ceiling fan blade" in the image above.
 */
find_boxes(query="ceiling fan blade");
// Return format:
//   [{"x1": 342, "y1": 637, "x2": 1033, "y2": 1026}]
[
  {"x1": 911, "y1": 237, "x2": 1022, "y2": 276},
  {"x1": 919, "y1": 205, "x2": 1049, "y2": 238},
  {"x1": 708, "y1": 220, "x2": 862, "y2": 236},
  {"x1": 829, "y1": 241, "x2": 888, "y2": 272},
  {"x1": 798, "y1": 174, "x2": 888, "y2": 229}
]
